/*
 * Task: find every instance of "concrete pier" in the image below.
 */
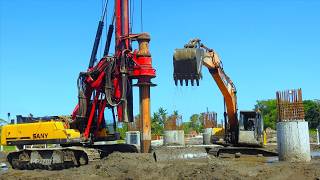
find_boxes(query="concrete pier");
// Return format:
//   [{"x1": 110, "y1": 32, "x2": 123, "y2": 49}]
[
  {"x1": 317, "y1": 127, "x2": 320, "y2": 145},
  {"x1": 277, "y1": 121, "x2": 311, "y2": 162},
  {"x1": 163, "y1": 130, "x2": 185, "y2": 146},
  {"x1": 126, "y1": 131, "x2": 141, "y2": 149},
  {"x1": 203, "y1": 128, "x2": 212, "y2": 145}
]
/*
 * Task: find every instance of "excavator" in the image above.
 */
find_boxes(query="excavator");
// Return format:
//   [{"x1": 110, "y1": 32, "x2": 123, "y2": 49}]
[
  {"x1": 1, "y1": 0, "x2": 156, "y2": 170},
  {"x1": 153, "y1": 39, "x2": 272, "y2": 162},
  {"x1": 173, "y1": 39, "x2": 265, "y2": 148}
]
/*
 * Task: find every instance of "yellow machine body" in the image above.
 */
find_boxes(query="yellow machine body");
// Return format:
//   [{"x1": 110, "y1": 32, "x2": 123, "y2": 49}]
[
  {"x1": 212, "y1": 128, "x2": 224, "y2": 136},
  {"x1": 1, "y1": 121, "x2": 81, "y2": 146},
  {"x1": 212, "y1": 127, "x2": 225, "y2": 143}
]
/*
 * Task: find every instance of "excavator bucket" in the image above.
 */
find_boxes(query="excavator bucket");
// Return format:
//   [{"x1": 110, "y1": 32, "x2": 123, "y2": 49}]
[{"x1": 173, "y1": 48, "x2": 204, "y2": 86}]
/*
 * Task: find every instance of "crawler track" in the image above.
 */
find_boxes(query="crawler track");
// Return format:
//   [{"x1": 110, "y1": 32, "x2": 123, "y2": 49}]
[{"x1": 7, "y1": 144, "x2": 138, "y2": 170}]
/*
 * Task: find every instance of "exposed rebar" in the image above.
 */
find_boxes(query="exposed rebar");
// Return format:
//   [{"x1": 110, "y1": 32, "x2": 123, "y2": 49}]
[
  {"x1": 203, "y1": 112, "x2": 217, "y2": 128},
  {"x1": 276, "y1": 88, "x2": 305, "y2": 122},
  {"x1": 164, "y1": 115, "x2": 183, "y2": 130}
]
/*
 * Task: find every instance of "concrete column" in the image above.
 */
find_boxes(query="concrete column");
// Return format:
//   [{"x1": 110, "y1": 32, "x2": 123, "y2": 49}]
[
  {"x1": 203, "y1": 128, "x2": 212, "y2": 145},
  {"x1": 317, "y1": 128, "x2": 319, "y2": 145},
  {"x1": 126, "y1": 131, "x2": 141, "y2": 149},
  {"x1": 277, "y1": 121, "x2": 311, "y2": 162},
  {"x1": 163, "y1": 130, "x2": 185, "y2": 146}
]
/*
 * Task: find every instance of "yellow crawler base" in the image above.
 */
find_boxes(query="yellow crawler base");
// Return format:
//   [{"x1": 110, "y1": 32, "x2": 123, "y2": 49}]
[{"x1": 1, "y1": 121, "x2": 81, "y2": 146}]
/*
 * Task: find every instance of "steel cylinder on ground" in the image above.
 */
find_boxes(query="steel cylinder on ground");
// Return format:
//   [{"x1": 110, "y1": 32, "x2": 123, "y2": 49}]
[
  {"x1": 203, "y1": 128, "x2": 212, "y2": 145},
  {"x1": 277, "y1": 121, "x2": 311, "y2": 162},
  {"x1": 317, "y1": 125, "x2": 320, "y2": 145},
  {"x1": 125, "y1": 131, "x2": 141, "y2": 149},
  {"x1": 163, "y1": 130, "x2": 185, "y2": 146}
]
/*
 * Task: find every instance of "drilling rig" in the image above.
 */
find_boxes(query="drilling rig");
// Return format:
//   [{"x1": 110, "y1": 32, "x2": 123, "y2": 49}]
[{"x1": 1, "y1": 0, "x2": 155, "y2": 170}]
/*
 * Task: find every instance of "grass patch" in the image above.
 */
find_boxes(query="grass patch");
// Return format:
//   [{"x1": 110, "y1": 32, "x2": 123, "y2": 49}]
[
  {"x1": 309, "y1": 129, "x2": 318, "y2": 136},
  {"x1": 116, "y1": 140, "x2": 125, "y2": 144},
  {"x1": 2, "y1": 146, "x2": 16, "y2": 152}
]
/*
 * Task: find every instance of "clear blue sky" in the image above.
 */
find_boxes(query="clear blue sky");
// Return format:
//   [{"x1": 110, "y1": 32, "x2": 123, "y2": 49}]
[{"x1": 1, "y1": 0, "x2": 319, "y2": 123}]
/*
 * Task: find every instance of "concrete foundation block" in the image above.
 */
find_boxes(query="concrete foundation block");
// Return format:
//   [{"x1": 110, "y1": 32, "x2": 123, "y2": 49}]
[
  {"x1": 126, "y1": 131, "x2": 141, "y2": 148},
  {"x1": 203, "y1": 128, "x2": 212, "y2": 145},
  {"x1": 277, "y1": 121, "x2": 311, "y2": 162},
  {"x1": 317, "y1": 126, "x2": 320, "y2": 145},
  {"x1": 164, "y1": 130, "x2": 185, "y2": 146}
]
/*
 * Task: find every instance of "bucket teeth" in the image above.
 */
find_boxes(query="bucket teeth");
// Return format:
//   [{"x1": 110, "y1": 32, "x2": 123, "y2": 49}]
[
  {"x1": 174, "y1": 79, "x2": 178, "y2": 86},
  {"x1": 173, "y1": 47, "x2": 203, "y2": 87},
  {"x1": 174, "y1": 77, "x2": 200, "y2": 86}
]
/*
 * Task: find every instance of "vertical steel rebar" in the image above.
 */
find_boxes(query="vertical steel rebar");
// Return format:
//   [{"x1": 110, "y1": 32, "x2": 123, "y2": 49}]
[{"x1": 276, "y1": 88, "x2": 304, "y2": 122}]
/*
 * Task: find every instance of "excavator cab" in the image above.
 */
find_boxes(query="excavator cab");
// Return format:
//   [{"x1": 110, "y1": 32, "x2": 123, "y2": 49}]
[
  {"x1": 238, "y1": 111, "x2": 264, "y2": 146},
  {"x1": 173, "y1": 39, "x2": 204, "y2": 86}
]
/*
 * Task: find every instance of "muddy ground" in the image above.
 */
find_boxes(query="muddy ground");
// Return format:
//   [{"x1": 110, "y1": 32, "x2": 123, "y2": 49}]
[{"x1": 0, "y1": 144, "x2": 319, "y2": 180}]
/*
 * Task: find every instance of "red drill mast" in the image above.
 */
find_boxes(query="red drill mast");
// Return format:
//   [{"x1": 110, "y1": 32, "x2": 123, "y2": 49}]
[{"x1": 72, "y1": 0, "x2": 155, "y2": 153}]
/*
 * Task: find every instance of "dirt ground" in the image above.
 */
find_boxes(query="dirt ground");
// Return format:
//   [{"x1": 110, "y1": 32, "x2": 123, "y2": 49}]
[{"x1": 0, "y1": 144, "x2": 319, "y2": 180}]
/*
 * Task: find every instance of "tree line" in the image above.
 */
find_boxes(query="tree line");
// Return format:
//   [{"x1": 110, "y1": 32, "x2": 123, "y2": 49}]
[
  {"x1": 150, "y1": 108, "x2": 205, "y2": 135},
  {"x1": 1, "y1": 99, "x2": 319, "y2": 139},
  {"x1": 255, "y1": 99, "x2": 320, "y2": 129},
  {"x1": 148, "y1": 99, "x2": 320, "y2": 136}
]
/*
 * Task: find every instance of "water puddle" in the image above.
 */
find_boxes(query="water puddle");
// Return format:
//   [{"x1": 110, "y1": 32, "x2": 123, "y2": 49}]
[
  {"x1": 311, "y1": 151, "x2": 320, "y2": 158},
  {"x1": 0, "y1": 163, "x2": 8, "y2": 174},
  {"x1": 266, "y1": 156, "x2": 279, "y2": 163}
]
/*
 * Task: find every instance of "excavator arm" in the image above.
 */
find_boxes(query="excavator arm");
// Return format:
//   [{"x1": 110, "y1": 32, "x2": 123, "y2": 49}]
[
  {"x1": 202, "y1": 48, "x2": 238, "y2": 127},
  {"x1": 173, "y1": 39, "x2": 238, "y2": 143}
]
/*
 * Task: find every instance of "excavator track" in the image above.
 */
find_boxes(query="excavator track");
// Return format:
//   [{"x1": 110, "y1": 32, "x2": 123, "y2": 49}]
[{"x1": 7, "y1": 144, "x2": 138, "y2": 170}]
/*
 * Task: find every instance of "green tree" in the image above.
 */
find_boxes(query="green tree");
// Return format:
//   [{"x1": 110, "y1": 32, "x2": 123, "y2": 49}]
[
  {"x1": 151, "y1": 107, "x2": 167, "y2": 135},
  {"x1": 182, "y1": 122, "x2": 191, "y2": 134},
  {"x1": 116, "y1": 122, "x2": 128, "y2": 139},
  {"x1": 303, "y1": 100, "x2": 320, "y2": 129},
  {"x1": 189, "y1": 114, "x2": 199, "y2": 130},
  {"x1": 173, "y1": 110, "x2": 179, "y2": 116},
  {"x1": 254, "y1": 99, "x2": 320, "y2": 129},
  {"x1": 189, "y1": 114, "x2": 204, "y2": 133},
  {"x1": 255, "y1": 99, "x2": 278, "y2": 129}
]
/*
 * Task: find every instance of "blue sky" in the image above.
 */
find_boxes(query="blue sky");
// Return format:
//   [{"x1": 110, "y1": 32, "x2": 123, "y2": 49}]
[{"x1": 1, "y1": 0, "x2": 319, "y2": 123}]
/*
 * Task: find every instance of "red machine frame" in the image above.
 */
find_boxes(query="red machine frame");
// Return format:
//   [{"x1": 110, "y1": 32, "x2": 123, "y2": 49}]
[{"x1": 71, "y1": 0, "x2": 155, "y2": 152}]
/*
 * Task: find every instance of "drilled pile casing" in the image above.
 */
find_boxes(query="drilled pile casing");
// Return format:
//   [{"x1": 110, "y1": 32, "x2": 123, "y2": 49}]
[
  {"x1": 153, "y1": 147, "x2": 208, "y2": 162},
  {"x1": 173, "y1": 48, "x2": 204, "y2": 86}
]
